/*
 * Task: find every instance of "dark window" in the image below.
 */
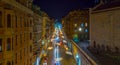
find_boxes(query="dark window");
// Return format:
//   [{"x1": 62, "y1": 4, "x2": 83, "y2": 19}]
[
  {"x1": 20, "y1": 17, "x2": 22, "y2": 27},
  {"x1": 7, "y1": 14, "x2": 11, "y2": 28},
  {"x1": 30, "y1": 20, "x2": 32, "y2": 27},
  {"x1": 24, "y1": 18, "x2": 26, "y2": 27},
  {"x1": 7, "y1": 61, "x2": 11, "y2": 65},
  {"x1": 0, "y1": 39, "x2": 2, "y2": 52},
  {"x1": 7, "y1": 38, "x2": 11, "y2": 51},
  {"x1": 20, "y1": 34, "x2": 22, "y2": 47},
  {"x1": 30, "y1": 45, "x2": 32, "y2": 52},
  {"x1": 20, "y1": 50, "x2": 22, "y2": 60},
  {"x1": 12, "y1": 37, "x2": 13, "y2": 50},
  {"x1": 16, "y1": 35, "x2": 17, "y2": 45},
  {"x1": 27, "y1": 21, "x2": 29, "y2": 27},
  {"x1": 12, "y1": 61, "x2": 13, "y2": 65},
  {"x1": 16, "y1": 0, "x2": 20, "y2": 2},
  {"x1": 24, "y1": 48, "x2": 25, "y2": 56},
  {"x1": 30, "y1": 58, "x2": 32, "y2": 65},
  {"x1": 15, "y1": 16, "x2": 17, "y2": 27},
  {"x1": 0, "y1": 11, "x2": 2, "y2": 27},
  {"x1": 24, "y1": 33, "x2": 25, "y2": 41},
  {"x1": 0, "y1": 63, "x2": 2, "y2": 65},
  {"x1": 30, "y1": 33, "x2": 32, "y2": 40},
  {"x1": 15, "y1": 53, "x2": 17, "y2": 64}
]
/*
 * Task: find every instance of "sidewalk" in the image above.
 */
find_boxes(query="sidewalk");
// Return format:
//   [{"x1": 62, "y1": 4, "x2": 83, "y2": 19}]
[{"x1": 77, "y1": 41, "x2": 102, "y2": 65}]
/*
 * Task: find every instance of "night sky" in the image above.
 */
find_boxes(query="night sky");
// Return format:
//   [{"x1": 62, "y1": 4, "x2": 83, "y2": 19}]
[{"x1": 33, "y1": 0, "x2": 97, "y2": 20}]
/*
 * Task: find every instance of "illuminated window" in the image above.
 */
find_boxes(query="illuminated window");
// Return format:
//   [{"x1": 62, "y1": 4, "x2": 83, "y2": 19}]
[
  {"x1": 7, "y1": 14, "x2": 11, "y2": 28},
  {"x1": 81, "y1": 23, "x2": 84, "y2": 28},
  {"x1": 79, "y1": 27, "x2": 82, "y2": 32},
  {"x1": 85, "y1": 22, "x2": 88, "y2": 27},
  {"x1": 7, "y1": 38, "x2": 11, "y2": 51},
  {"x1": 85, "y1": 29, "x2": 88, "y2": 32},
  {"x1": 74, "y1": 24, "x2": 77, "y2": 27},
  {"x1": 0, "y1": 39, "x2": 2, "y2": 52},
  {"x1": 0, "y1": 11, "x2": 2, "y2": 27}
]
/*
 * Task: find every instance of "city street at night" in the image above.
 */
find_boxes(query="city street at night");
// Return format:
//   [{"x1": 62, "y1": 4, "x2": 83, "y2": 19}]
[
  {"x1": 40, "y1": 26, "x2": 77, "y2": 65},
  {"x1": 41, "y1": 44, "x2": 76, "y2": 65},
  {"x1": 0, "y1": 0, "x2": 120, "y2": 65}
]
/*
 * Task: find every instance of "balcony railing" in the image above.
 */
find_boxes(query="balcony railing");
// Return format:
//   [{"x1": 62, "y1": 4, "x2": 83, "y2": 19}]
[{"x1": 71, "y1": 40, "x2": 97, "y2": 65}]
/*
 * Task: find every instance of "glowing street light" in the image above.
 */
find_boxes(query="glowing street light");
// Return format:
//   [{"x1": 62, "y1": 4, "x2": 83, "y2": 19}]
[{"x1": 76, "y1": 54, "x2": 79, "y2": 58}]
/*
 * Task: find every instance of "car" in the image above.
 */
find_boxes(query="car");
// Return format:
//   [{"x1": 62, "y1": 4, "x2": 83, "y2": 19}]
[
  {"x1": 63, "y1": 40, "x2": 67, "y2": 43},
  {"x1": 43, "y1": 57, "x2": 48, "y2": 65},
  {"x1": 44, "y1": 57, "x2": 48, "y2": 61},
  {"x1": 59, "y1": 41, "x2": 63, "y2": 46},
  {"x1": 64, "y1": 45, "x2": 68, "y2": 51},
  {"x1": 43, "y1": 62, "x2": 47, "y2": 65}
]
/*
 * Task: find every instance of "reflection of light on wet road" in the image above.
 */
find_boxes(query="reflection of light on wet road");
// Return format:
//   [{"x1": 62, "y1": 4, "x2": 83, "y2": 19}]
[
  {"x1": 54, "y1": 45, "x2": 61, "y2": 65},
  {"x1": 36, "y1": 57, "x2": 40, "y2": 65}
]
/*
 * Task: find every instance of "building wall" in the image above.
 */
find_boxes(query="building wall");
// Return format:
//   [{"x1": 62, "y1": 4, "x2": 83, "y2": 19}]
[
  {"x1": 90, "y1": 8, "x2": 120, "y2": 52},
  {"x1": 33, "y1": 13, "x2": 43, "y2": 58},
  {"x1": 42, "y1": 17, "x2": 47, "y2": 39},
  {"x1": 0, "y1": 0, "x2": 35, "y2": 65},
  {"x1": 42, "y1": 14, "x2": 53, "y2": 40}
]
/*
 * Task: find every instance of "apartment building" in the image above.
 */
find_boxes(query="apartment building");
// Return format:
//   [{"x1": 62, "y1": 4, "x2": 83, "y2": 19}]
[
  {"x1": 0, "y1": 0, "x2": 35, "y2": 65},
  {"x1": 62, "y1": 10, "x2": 89, "y2": 40}
]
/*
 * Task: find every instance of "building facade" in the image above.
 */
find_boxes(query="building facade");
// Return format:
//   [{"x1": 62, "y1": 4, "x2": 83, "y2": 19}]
[
  {"x1": 0, "y1": 0, "x2": 37, "y2": 65},
  {"x1": 90, "y1": 0, "x2": 120, "y2": 52},
  {"x1": 62, "y1": 10, "x2": 89, "y2": 41},
  {"x1": 43, "y1": 13, "x2": 54, "y2": 48},
  {"x1": 33, "y1": 13, "x2": 43, "y2": 62},
  {"x1": 42, "y1": 13, "x2": 54, "y2": 40}
]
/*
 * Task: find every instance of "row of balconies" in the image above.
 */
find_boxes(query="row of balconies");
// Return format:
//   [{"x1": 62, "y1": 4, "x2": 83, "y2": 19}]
[
  {"x1": 33, "y1": 21, "x2": 42, "y2": 25},
  {"x1": 33, "y1": 26, "x2": 42, "y2": 30},
  {"x1": 33, "y1": 28, "x2": 42, "y2": 31},
  {"x1": 1, "y1": 0, "x2": 33, "y2": 14},
  {"x1": 33, "y1": 40, "x2": 42, "y2": 55},
  {"x1": 15, "y1": 0, "x2": 33, "y2": 9},
  {"x1": 33, "y1": 27, "x2": 42, "y2": 33},
  {"x1": 33, "y1": 38, "x2": 41, "y2": 43}
]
